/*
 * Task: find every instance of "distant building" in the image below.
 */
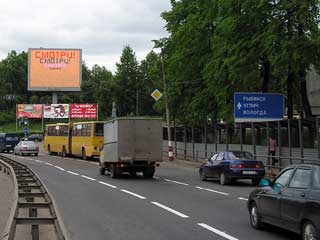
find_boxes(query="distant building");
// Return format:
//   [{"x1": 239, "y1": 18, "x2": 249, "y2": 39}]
[{"x1": 306, "y1": 66, "x2": 320, "y2": 116}]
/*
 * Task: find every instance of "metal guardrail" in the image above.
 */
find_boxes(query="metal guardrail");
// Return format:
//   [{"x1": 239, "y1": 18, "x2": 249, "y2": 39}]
[
  {"x1": 163, "y1": 146, "x2": 320, "y2": 173},
  {"x1": 0, "y1": 155, "x2": 67, "y2": 240}
]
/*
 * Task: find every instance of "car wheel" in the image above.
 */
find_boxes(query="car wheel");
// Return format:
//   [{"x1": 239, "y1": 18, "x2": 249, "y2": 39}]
[
  {"x1": 199, "y1": 169, "x2": 207, "y2": 181},
  {"x1": 302, "y1": 221, "x2": 318, "y2": 240},
  {"x1": 252, "y1": 178, "x2": 261, "y2": 186},
  {"x1": 219, "y1": 172, "x2": 229, "y2": 185},
  {"x1": 249, "y1": 202, "x2": 264, "y2": 229}
]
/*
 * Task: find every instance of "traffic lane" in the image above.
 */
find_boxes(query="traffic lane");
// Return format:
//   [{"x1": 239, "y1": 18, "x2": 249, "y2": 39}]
[
  {"x1": 156, "y1": 161, "x2": 258, "y2": 198},
  {"x1": 11, "y1": 156, "x2": 220, "y2": 240},
  {"x1": 13, "y1": 155, "x2": 297, "y2": 240}
]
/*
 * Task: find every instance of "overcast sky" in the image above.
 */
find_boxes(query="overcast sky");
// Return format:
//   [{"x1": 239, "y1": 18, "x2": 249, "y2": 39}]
[{"x1": 0, "y1": 0, "x2": 171, "y2": 72}]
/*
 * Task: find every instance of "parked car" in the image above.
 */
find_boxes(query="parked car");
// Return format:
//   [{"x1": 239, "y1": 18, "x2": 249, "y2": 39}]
[
  {"x1": 0, "y1": 133, "x2": 20, "y2": 153},
  {"x1": 28, "y1": 133, "x2": 43, "y2": 142},
  {"x1": 199, "y1": 150, "x2": 265, "y2": 185},
  {"x1": 14, "y1": 140, "x2": 39, "y2": 156},
  {"x1": 248, "y1": 164, "x2": 320, "y2": 239}
]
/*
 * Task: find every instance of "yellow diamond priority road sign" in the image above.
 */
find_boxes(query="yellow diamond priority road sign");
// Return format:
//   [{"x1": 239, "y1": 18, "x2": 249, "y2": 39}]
[{"x1": 151, "y1": 89, "x2": 162, "y2": 101}]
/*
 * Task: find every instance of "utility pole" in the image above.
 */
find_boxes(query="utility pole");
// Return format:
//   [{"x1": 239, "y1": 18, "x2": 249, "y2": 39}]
[{"x1": 161, "y1": 48, "x2": 173, "y2": 161}]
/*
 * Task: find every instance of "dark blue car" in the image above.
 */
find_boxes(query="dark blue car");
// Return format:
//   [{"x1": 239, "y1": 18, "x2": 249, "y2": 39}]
[{"x1": 199, "y1": 151, "x2": 265, "y2": 185}]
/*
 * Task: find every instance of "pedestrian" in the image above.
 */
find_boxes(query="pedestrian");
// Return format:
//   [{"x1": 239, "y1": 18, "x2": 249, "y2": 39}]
[{"x1": 269, "y1": 136, "x2": 277, "y2": 165}]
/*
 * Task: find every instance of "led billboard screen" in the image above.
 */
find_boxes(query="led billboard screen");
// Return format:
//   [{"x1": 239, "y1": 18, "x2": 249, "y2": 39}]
[{"x1": 28, "y1": 48, "x2": 82, "y2": 91}]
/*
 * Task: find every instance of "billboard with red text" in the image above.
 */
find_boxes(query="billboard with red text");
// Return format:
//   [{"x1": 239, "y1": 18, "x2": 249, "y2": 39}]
[{"x1": 70, "y1": 104, "x2": 97, "y2": 119}]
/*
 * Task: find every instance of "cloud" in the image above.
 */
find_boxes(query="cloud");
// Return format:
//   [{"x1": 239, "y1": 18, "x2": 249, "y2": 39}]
[{"x1": 0, "y1": 0, "x2": 170, "y2": 71}]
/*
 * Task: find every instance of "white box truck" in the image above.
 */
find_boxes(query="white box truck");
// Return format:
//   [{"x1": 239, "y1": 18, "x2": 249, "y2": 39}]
[{"x1": 99, "y1": 117, "x2": 162, "y2": 178}]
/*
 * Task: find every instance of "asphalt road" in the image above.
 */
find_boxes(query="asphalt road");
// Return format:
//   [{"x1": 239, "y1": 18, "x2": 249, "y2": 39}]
[{"x1": 5, "y1": 153, "x2": 299, "y2": 240}]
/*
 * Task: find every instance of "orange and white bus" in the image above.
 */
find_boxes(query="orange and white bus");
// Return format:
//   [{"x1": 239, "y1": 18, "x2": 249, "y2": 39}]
[{"x1": 44, "y1": 121, "x2": 104, "y2": 159}]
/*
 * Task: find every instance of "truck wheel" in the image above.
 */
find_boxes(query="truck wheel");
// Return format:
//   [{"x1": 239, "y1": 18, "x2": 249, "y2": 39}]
[
  {"x1": 110, "y1": 165, "x2": 118, "y2": 178},
  {"x1": 99, "y1": 167, "x2": 106, "y2": 175},
  {"x1": 143, "y1": 167, "x2": 155, "y2": 179},
  {"x1": 82, "y1": 148, "x2": 87, "y2": 160}
]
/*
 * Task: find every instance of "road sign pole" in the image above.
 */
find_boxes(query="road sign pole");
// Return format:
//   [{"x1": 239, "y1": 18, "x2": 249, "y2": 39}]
[
  {"x1": 239, "y1": 123, "x2": 243, "y2": 151},
  {"x1": 277, "y1": 121, "x2": 281, "y2": 167},
  {"x1": 251, "y1": 123, "x2": 256, "y2": 159}
]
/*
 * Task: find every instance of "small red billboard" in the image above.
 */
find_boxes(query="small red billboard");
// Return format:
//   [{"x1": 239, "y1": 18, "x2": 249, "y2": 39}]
[
  {"x1": 17, "y1": 104, "x2": 43, "y2": 118},
  {"x1": 70, "y1": 104, "x2": 97, "y2": 119}
]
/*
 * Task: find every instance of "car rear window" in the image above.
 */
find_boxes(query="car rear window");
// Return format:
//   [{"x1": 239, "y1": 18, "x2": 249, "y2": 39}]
[
  {"x1": 228, "y1": 151, "x2": 253, "y2": 160},
  {"x1": 22, "y1": 141, "x2": 36, "y2": 146},
  {"x1": 5, "y1": 136, "x2": 19, "y2": 141}
]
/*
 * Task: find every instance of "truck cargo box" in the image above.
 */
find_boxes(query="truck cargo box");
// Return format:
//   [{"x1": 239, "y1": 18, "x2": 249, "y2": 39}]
[{"x1": 101, "y1": 117, "x2": 162, "y2": 164}]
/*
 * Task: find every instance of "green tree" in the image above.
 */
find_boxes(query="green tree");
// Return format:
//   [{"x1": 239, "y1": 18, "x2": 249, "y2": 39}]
[
  {"x1": 139, "y1": 50, "x2": 163, "y2": 116},
  {"x1": 114, "y1": 46, "x2": 141, "y2": 116}
]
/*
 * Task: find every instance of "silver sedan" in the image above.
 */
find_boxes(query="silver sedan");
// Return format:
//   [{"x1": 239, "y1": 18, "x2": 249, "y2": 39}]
[{"x1": 14, "y1": 141, "x2": 39, "y2": 156}]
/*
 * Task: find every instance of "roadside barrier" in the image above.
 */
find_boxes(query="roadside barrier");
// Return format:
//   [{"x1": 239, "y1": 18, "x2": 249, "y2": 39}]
[{"x1": 0, "y1": 155, "x2": 68, "y2": 240}]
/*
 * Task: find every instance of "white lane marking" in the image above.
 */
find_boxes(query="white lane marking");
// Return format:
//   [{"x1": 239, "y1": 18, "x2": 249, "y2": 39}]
[
  {"x1": 164, "y1": 179, "x2": 189, "y2": 186},
  {"x1": 54, "y1": 166, "x2": 65, "y2": 171},
  {"x1": 195, "y1": 186, "x2": 230, "y2": 196},
  {"x1": 120, "y1": 189, "x2": 147, "y2": 200},
  {"x1": 44, "y1": 163, "x2": 54, "y2": 166},
  {"x1": 197, "y1": 223, "x2": 238, "y2": 240},
  {"x1": 98, "y1": 181, "x2": 117, "y2": 189},
  {"x1": 81, "y1": 175, "x2": 96, "y2": 181},
  {"x1": 67, "y1": 171, "x2": 80, "y2": 176},
  {"x1": 151, "y1": 202, "x2": 189, "y2": 218},
  {"x1": 33, "y1": 159, "x2": 43, "y2": 163},
  {"x1": 238, "y1": 197, "x2": 248, "y2": 201},
  {"x1": 25, "y1": 158, "x2": 35, "y2": 161}
]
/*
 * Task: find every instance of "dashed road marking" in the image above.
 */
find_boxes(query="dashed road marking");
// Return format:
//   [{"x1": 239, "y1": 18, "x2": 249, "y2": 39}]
[
  {"x1": 81, "y1": 175, "x2": 96, "y2": 181},
  {"x1": 44, "y1": 163, "x2": 54, "y2": 166},
  {"x1": 121, "y1": 189, "x2": 147, "y2": 200},
  {"x1": 195, "y1": 186, "x2": 230, "y2": 196},
  {"x1": 164, "y1": 179, "x2": 189, "y2": 186},
  {"x1": 151, "y1": 202, "x2": 189, "y2": 218},
  {"x1": 98, "y1": 181, "x2": 117, "y2": 189},
  {"x1": 197, "y1": 223, "x2": 238, "y2": 240},
  {"x1": 66, "y1": 171, "x2": 80, "y2": 176},
  {"x1": 54, "y1": 166, "x2": 65, "y2": 171},
  {"x1": 238, "y1": 197, "x2": 248, "y2": 201}
]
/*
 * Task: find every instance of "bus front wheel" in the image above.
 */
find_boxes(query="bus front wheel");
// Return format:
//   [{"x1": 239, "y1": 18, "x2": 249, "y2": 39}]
[
  {"x1": 48, "y1": 145, "x2": 52, "y2": 155},
  {"x1": 82, "y1": 148, "x2": 87, "y2": 160}
]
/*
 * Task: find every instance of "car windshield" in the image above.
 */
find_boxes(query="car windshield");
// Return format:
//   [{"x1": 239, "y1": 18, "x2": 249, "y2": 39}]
[{"x1": 228, "y1": 151, "x2": 253, "y2": 160}]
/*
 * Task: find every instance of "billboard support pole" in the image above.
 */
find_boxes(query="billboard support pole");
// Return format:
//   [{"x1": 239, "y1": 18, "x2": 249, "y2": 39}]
[
  {"x1": 52, "y1": 93, "x2": 58, "y2": 104},
  {"x1": 42, "y1": 110, "x2": 44, "y2": 133},
  {"x1": 97, "y1": 104, "x2": 99, "y2": 121},
  {"x1": 16, "y1": 104, "x2": 18, "y2": 133}
]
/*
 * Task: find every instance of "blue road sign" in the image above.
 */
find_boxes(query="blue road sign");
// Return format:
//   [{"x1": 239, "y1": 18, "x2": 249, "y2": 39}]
[
  {"x1": 234, "y1": 93, "x2": 284, "y2": 122},
  {"x1": 23, "y1": 127, "x2": 29, "y2": 134}
]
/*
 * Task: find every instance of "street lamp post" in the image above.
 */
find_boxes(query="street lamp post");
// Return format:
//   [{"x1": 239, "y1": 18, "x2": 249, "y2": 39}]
[{"x1": 160, "y1": 48, "x2": 173, "y2": 161}]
